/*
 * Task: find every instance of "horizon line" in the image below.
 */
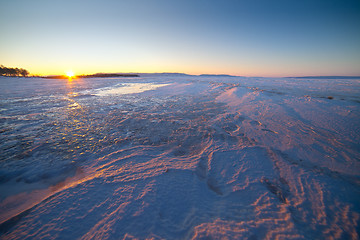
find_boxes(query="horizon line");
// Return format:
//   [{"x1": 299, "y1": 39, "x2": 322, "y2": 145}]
[{"x1": 24, "y1": 72, "x2": 360, "y2": 79}]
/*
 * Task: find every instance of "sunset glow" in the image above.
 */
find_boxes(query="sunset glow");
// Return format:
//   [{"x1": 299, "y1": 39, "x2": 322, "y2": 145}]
[{"x1": 66, "y1": 71, "x2": 75, "y2": 78}]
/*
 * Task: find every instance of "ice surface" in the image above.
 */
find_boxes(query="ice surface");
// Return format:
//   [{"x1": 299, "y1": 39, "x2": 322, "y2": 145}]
[
  {"x1": 95, "y1": 83, "x2": 170, "y2": 96},
  {"x1": 0, "y1": 75, "x2": 359, "y2": 239}
]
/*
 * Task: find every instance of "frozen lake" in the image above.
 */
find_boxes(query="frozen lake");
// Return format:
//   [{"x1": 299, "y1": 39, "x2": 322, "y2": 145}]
[{"x1": 0, "y1": 75, "x2": 359, "y2": 239}]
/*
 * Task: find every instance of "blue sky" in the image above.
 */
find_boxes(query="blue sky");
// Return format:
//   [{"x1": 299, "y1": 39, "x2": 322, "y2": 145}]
[{"x1": 0, "y1": 0, "x2": 359, "y2": 76}]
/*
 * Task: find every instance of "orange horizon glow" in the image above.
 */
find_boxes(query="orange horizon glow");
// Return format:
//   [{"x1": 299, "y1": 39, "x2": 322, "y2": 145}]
[
  {"x1": 14, "y1": 63, "x2": 360, "y2": 78},
  {"x1": 21, "y1": 67, "x2": 312, "y2": 78}
]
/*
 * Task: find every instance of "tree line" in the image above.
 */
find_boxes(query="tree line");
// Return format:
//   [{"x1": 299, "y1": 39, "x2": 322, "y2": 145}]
[{"x1": 0, "y1": 65, "x2": 29, "y2": 77}]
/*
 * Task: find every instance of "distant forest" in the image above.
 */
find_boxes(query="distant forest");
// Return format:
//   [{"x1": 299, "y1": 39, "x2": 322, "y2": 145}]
[{"x1": 0, "y1": 65, "x2": 29, "y2": 77}]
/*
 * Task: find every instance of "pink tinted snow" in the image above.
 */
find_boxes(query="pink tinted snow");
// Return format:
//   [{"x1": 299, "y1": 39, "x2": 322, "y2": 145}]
[{"x1": 0, "y1": 76, "x2": 359, "y2": 239}]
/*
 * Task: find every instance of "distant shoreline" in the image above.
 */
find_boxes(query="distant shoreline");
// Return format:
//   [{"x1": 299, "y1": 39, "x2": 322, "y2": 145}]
[
  {"x1": 1, "y1": 73, "x2": 359, "y2": 79},
  {"x1": 42, "y1": 73, "x2": 139, "y2": 79},
  {"x1": 287, "y1": 76, "x2": 360, "y2": 79}
]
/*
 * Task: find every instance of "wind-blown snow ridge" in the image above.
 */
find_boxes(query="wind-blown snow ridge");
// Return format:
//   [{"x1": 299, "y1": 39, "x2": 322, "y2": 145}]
[{"x1": 0, "y1": 76, "x2": 359, "y2": 239}]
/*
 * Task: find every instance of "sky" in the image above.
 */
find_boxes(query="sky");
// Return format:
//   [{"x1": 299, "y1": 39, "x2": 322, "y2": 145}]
[{"x1": 0, "y1": 0, "x2": 359, "y2": 77}]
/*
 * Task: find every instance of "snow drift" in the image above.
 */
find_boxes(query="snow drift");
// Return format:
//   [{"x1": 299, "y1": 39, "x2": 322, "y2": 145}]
[{"x1": 0, "y1": 75, "x2": 359, "y2": 239}]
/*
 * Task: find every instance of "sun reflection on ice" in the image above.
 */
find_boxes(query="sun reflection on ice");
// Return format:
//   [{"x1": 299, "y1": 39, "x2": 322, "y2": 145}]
[{"x1": 96, "y1": 83, "x2": 170, "y2": 96}]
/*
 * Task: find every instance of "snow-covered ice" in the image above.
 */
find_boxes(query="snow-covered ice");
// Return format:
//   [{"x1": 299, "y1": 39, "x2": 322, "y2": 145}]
[{"x1": 0, "y1": 75, "x2": 359, "y2": 239}]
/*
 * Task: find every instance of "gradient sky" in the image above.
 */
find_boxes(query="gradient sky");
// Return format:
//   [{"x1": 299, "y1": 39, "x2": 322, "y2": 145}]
[{"x1": 0, "y1": 0, "x2": 359, "y2": 77}]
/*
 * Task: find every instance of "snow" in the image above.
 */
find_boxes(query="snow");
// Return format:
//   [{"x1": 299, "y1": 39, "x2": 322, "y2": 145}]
[{"x1": 0, "y1": 75, "x2": 359, "y2": 239}]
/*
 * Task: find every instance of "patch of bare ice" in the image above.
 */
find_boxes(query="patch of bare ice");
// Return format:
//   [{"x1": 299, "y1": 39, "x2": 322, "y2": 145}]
[{"x1": 95, "y1": 83, "x2": 170, "y2": 96}]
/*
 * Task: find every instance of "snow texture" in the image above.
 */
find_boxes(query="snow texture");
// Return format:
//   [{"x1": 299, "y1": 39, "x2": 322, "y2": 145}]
[{"x1": 0, "y1": 75, "x2": 359, "y2": 239}]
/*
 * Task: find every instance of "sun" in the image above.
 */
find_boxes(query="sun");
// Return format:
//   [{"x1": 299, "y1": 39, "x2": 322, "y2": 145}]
[{"x1": 66, "y1": 71, "x2": 75, "y2": 78}]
